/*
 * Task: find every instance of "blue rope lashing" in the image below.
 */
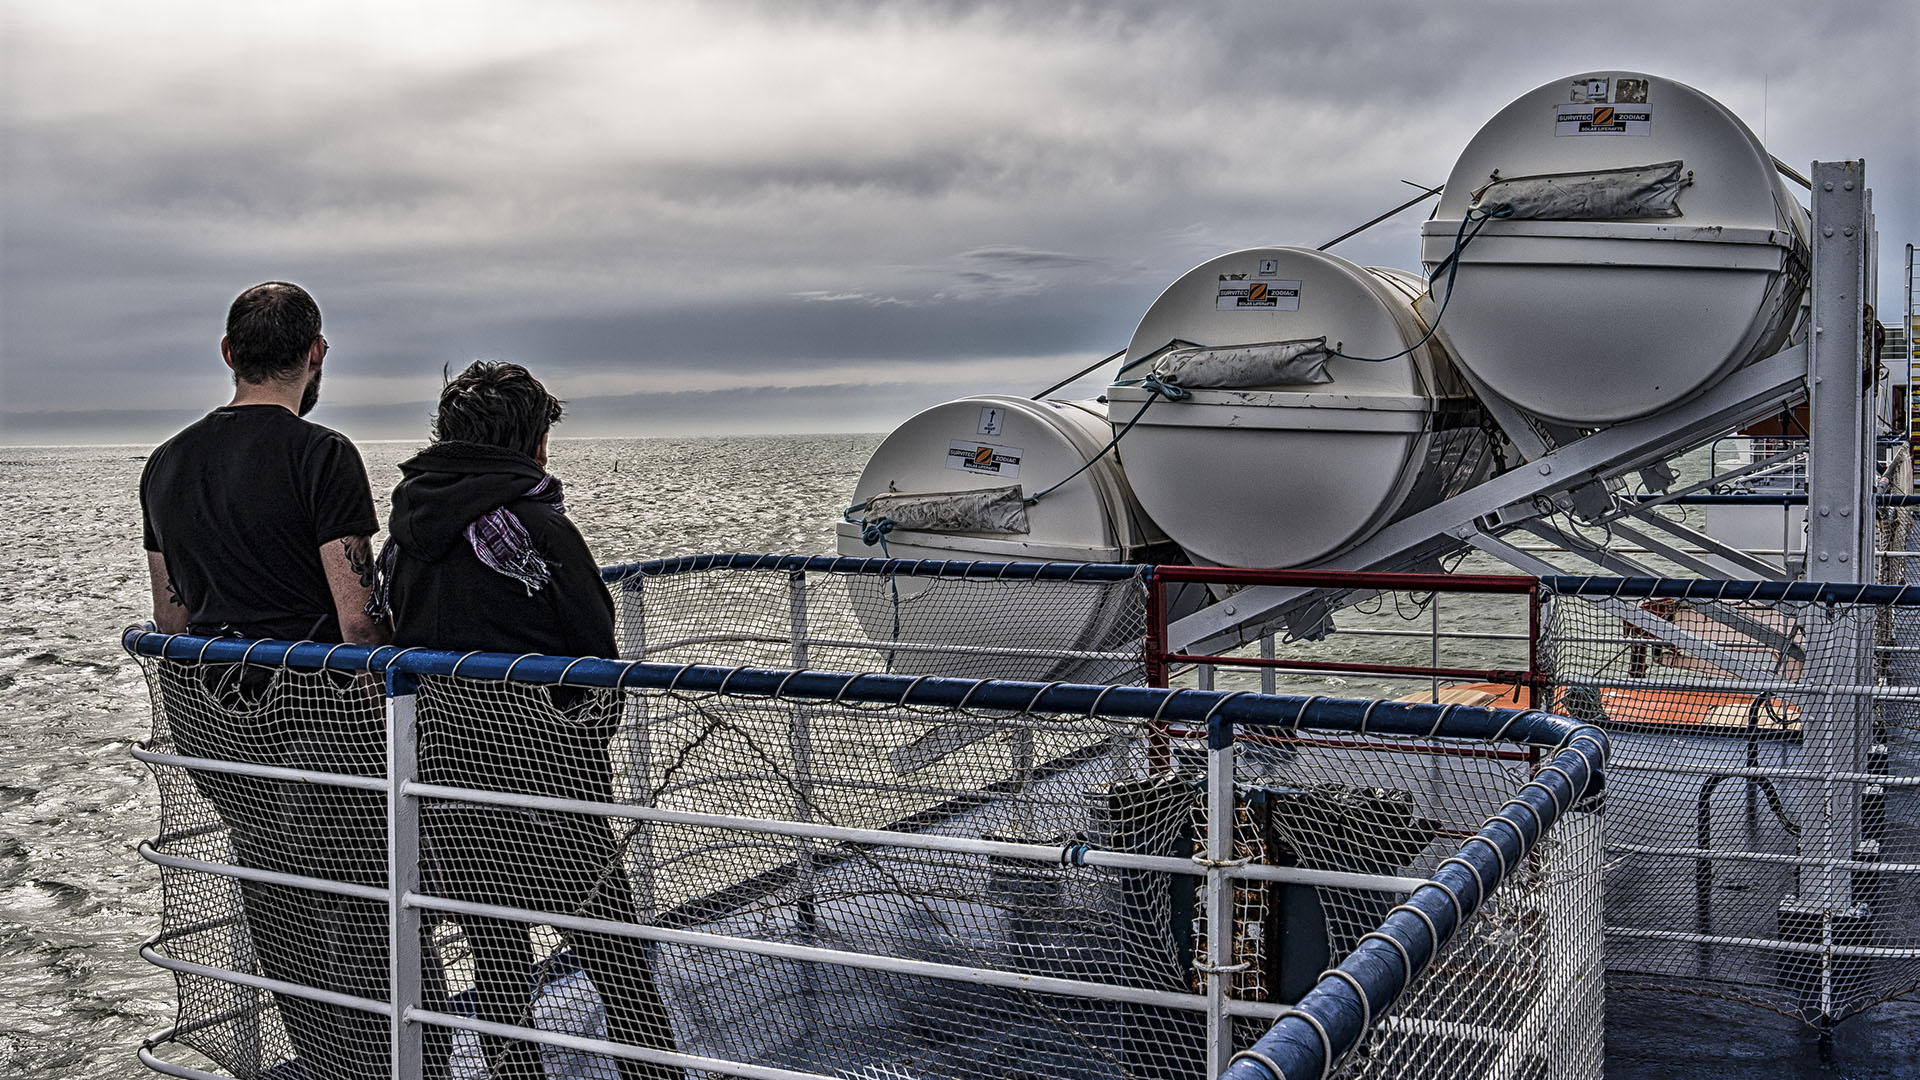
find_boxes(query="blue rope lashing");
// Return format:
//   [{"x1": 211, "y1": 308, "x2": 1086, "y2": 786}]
[
  {"x1": 860, "y1": 517, "x2": 895, "y2": 547},
  {"x1": 1139, "y1": 376, "x2": 1191, "y2": 401},
  {"x1": 842, "y1": 502, "x2": 897, "y2": 550},
  {"x1": 842, "y1": 504, "x2": 903, "y2": 668}
]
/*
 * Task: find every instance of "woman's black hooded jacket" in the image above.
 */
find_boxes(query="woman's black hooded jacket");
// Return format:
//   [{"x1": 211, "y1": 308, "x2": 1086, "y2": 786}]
[
  {"x1": 385, "y1": 440, "x2": 617, "y2": 660},
  {"x1": 385, "y1": 440, "x2": 623, "y2": 897}
]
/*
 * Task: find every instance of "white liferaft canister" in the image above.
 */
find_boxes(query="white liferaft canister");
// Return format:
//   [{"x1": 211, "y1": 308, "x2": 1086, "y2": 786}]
[
  {"x1": 1421, "y1": 70, "x2": 1808, "y2": 427},
  {"x1": 835, "y1": 395, "x2": 1166, "y2": 680},
  {"x1": 1106, "y1": 246, "x2": 1486, "y2": 569}
]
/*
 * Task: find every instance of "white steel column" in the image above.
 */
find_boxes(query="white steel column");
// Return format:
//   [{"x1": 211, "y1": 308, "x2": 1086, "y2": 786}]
[
  {"x1": 1794, "y1": 160, "x2": 1875, "y2": 1021},
  {"x1": 1806, "y1": 159, "x2": 1873, "y2": 584}
]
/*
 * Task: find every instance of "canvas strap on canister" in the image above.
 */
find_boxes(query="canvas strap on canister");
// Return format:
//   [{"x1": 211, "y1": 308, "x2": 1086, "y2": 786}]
[
  {"x1": 1148, "y1": 336, "x2": 1334, "y2": 389},
  {"x1": 856, "y1": 485, "x2": 1030, "y2": 535},
  {"x1": 1470, "y1": 159, "x2": 1690, "y2": 220}
]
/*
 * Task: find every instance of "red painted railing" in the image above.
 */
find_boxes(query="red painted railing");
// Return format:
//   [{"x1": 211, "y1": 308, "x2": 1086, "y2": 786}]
[
  {"x1": 1144, "y1": 566, "x2": 1545, "y2": 704},
  {"x1": 1143, "y1": 566, "x2": 1546, "y2": 771}
]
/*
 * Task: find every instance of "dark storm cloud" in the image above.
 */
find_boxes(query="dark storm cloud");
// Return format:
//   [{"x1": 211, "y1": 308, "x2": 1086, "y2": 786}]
[
  {"x1": 2, "y1": 0, "x2": 1913, "y2": 443},
  {"x1": 0, "y1": 377, "x2": 1033, "y2": 445},
  {"x1": 488, "y1": 285, "x2": 1140, "y2": 367},
  {"x1": 962, "y1": 248, "x2": 1100, "y2": 269}
]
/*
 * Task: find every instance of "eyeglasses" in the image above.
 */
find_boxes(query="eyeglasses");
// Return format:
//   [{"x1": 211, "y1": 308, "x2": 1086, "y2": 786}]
[{"x1": 315, "y1": 335, "x2": 329, "y2": 359}]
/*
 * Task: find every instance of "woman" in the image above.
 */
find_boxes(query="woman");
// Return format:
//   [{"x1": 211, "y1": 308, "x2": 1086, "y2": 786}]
[{"x1": 382, "y1": 360, "x2": 680, "y2": 1080}]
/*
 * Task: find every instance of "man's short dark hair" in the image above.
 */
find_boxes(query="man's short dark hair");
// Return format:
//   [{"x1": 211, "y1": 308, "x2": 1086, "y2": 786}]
[
  {"x1": 433, "y1": 361, "x2": 565, "y2": 457},
  {"x1": 226, "y1": 282, "x2": 322, "y2": 384}
]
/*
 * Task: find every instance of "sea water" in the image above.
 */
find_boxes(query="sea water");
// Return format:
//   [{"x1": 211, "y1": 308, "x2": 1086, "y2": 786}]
[{"x1": 0, "y1": 435, "x2": 878, "y2": 1079}]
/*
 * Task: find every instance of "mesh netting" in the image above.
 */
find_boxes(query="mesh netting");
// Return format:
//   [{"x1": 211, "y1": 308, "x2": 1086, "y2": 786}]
[
  {"x1": 1215, "y1": 737, "x2": 1604, "y2": 1080},
  {"x1": 606, "y1": 681, "x2": 1196, "y2": 1079},
  {"x1": 129, "y1": 559, "x2": 1603, "y2": 1080},
  {"x1": 141, "y1": 661, "x2": 392, "y2": 1079},
  {"x1": 607, "y1": 558, "x2": 1149, "y2": 685},
  {"x1": 413, "y1": 678, "x2": 681, "y2": 1080},
  {"x1": 1542, "y1": 575, "x2": 1920, "y2": 1024}
]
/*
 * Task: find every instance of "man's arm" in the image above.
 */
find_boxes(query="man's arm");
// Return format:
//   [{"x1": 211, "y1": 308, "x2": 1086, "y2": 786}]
[
  {"x1": 322, "y1": 535, "x2": 391, "y2": 645},
  {"x1": 147, "y1": 551, "x2": 188, "y2": 634}
]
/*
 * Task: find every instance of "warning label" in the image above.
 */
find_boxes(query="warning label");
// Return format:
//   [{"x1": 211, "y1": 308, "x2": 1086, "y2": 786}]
[
  {"x1": 1568, "y1": 76, "x2": 1610, "y2": 103},
  {"x1": 1555, "y1": 103, "x2": 1651, "y2": 136},
  {"x1": 947, "y1": 440, "x2": 1023, "y2": 478},
  {"x1": 1217, "y1": 276, "x2": 1301, "y2": 311}
]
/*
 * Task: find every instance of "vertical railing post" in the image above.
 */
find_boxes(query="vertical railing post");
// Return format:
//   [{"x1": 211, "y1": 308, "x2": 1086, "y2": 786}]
[
  {"x1": 387, "y1": 668, "x2": 424, "y2": 1080},
  {"x1": 1528, "y1": 583, "x2": 1544, "y2": 711},
  {"x1": 1908, "y1": 243, "x2": 1917, "y2": 456},
  {"x1": 787, "y1": 570, "x2": 818, "y2": 940},
  {"x1": 1783, "y1": 492, "x2": 1794, "y2": 572},
  {"x1": 1203, "y1": 707, "x2": 1238, "y2": 1076},
  {"x1": 1146, "y1": 571, "x2": 1170, "y2": 772},
  {"x1": 616, "y1": 576, "x2": 656, "y2": 919},
  {"x1": 1430, "y1": 591, "x2": 1442, "y2": 703},
  {"x1": 1259, "y1": 633, "x2": 1275, "y2": 695},
  {"x1": 1145, "y1": 570, "x2": 1168, "y2": 688}
]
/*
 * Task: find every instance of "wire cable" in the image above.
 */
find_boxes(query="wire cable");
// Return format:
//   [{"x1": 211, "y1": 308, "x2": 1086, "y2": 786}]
[
  {"x1": 1031, "y1": 347, "x2": 1127, "y2": 401},
  {"x1": 1023, "y1": 385, "x2": 1175, "y2": 506},
  {"x1": 1328, "y1": 201, "x2": 1513, "y2": 364}
]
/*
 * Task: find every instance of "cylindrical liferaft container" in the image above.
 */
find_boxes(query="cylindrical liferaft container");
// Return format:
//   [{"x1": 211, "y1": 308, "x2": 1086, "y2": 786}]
[
  {"x1": 835, "y1": 395, "x2": 1167, "y2": 681},
  {"x1": 1421, "y1": 70, "x2": 1809, "y2": 427},
  {"x1": 1105, "y1": 247, "x2": 1487, "y2": 569}
]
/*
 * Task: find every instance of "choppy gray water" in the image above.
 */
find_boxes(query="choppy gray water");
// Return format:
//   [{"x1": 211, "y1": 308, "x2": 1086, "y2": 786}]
[{"x1": 0, "y1": 435, "x2": 878, "y2": 1079}]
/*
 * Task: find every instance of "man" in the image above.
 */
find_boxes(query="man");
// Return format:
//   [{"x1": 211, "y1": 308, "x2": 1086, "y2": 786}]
[
  {"x1": 143, "y1": 281, "x2": 385, "y2": 644},
  {"x1": 141, "y1": 281, "x2": 391, "y2": 1079},
  {"x1": 382, "y1": 360, "x2": 681, "y2": 1080}
]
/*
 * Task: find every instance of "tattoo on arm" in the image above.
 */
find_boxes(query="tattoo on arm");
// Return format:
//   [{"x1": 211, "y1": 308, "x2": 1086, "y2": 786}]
[
  {"x1": 165, "y1": 579, "x2": 183, "y2": 607},
  {"x1": 342, "y1": 535, "x2": 377, "y2": 589}
]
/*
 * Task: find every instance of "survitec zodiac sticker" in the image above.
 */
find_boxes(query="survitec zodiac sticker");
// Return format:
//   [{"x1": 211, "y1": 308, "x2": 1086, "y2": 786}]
[{"x1": 1216, "y1": 274, "x2": 1302, "y2": 311}]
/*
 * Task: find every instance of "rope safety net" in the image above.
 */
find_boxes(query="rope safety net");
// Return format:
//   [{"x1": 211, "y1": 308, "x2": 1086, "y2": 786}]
[
  {"x1": 129, "y1": 557, "x2": 1604, "y2": 1080},
  {"x1": 1540, "y1": 550, "x2": 1920, "y2": 1024}
]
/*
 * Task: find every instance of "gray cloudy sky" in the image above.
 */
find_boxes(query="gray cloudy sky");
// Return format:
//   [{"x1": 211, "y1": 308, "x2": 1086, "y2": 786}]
[{"x1": 3, "y1": 0, "x2": 1914, "y2": 444}]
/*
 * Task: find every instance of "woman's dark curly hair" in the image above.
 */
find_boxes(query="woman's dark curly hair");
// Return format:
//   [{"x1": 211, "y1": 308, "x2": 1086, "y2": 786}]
[{"x1": 432, "y1": 361, "x2": 565, "y2": 457}]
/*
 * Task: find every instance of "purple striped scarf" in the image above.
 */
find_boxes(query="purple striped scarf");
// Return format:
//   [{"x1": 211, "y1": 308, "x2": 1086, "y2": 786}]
[
  {"x1": 365, "y1": 473, "x2": 567, "y2": 620},
  {"x1": 466, "y1": 474, "x2": 566, "y2": 594}
]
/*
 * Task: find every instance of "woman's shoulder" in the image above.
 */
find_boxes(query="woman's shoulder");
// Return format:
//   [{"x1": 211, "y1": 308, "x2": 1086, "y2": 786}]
[
  {"x1": 511, "y1": 499, "x2": 605, "y2": 585},
  {"x1": 510, "y1": 497, "x2": 585, "y2": 539}
]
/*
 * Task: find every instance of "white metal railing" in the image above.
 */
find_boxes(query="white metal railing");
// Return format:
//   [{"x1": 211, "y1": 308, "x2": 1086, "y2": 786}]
[{"x1": 127, "y1": 622, "x2": 1606, "y2": 1080}]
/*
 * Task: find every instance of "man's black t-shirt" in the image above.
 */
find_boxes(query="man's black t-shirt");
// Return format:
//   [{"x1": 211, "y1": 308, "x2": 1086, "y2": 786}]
[{"x1": 141, "y1": 405, "x2": 379, "y2": 641}]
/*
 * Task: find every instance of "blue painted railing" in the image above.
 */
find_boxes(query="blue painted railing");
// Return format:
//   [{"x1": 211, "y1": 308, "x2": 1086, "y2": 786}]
[
  {"x1": 1540, "y1": 575, "x2": 1920, "y2": 606},
  {"x1": 125, "y1": 623, "x2": 1606, "y2": 1080},
  {"x1": 600, "y1": 551, "x2": 1149, "y2": 585}
]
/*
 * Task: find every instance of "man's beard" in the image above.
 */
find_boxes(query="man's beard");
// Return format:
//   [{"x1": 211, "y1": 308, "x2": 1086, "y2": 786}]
[{"x1": 297, "y1": 368, "x2": 321, "y2": 416}]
